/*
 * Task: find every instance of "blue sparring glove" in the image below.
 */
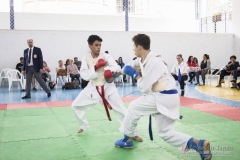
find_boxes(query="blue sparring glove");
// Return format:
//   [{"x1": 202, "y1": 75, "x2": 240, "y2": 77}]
[{"x1": 123, "y1": 66, "x2": 139, "y2": 79}]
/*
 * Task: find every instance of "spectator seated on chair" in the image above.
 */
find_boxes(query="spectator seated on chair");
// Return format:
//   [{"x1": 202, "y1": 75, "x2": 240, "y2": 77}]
[
  {"x1": 216, "y1": 55, "x2": 239, "y2": 87},
  {"x1": 16, "y1": 57, "x2": 25, "y2": 91},
  {"x1": 41, "y1": 61, "x2": 51, "y2": 82},
  {"x1": 65, "y1": 59, "x2": 70, "y2": 71},
  {"x1": 16, "y1": 57, "x2": 36, "y2": 91},
  {"x1": 56, "y1": 60, "x2": 68, "y2": 88},
  {"x1": 118, "y1": 56, "x2": 127, "y2": 83},
  {"x1": 16, "y1": 57, "x2": 24, "y2": 73},
  {"x1": 171, "y1": 54, "x2": 188, "y2": 96},
  {"x1": 187, "y1": 56, "x2": 198, "y2": 83},
  {"x1": 195, "y1": 54, "x2": 211, "y2": 86},
  {"x1": 67, "y1": 59, "x2": 80, "y2": 85},
  {"x1": 74, "y1": 57, "x2": 82, "y2": 71},
  {"x1": 192, "y1": 57, "x2": 199, "y2": 82},
  {"x1": 230, "y1": 65, "x2": 240, "y2": 88},
  {"x1": 114, "y1": 60, "x2": 122, "y2": 87}
]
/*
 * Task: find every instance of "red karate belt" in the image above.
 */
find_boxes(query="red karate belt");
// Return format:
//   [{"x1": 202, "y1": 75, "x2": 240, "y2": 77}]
[{"x1": 96, "y1": 86, "x2": 112, "y2": 121}]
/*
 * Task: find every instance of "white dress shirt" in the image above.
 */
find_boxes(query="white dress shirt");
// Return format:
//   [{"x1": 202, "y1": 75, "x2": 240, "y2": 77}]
[
  {"x1": 28, "y1": 46, "x2": 34, "y2": 66},
  {"x1": 171, "y1": 61, "x2": 188, "y2": 75}
]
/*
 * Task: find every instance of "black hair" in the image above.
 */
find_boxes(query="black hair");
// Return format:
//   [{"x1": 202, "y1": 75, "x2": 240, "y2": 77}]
[
  {"x1": 65, "y1": 59, "x2": 69, "y2": 64},
  {"x1": 193, "y1": 57, "x2": 198, "y2": 64},
  {"x1": 87, "y1": 35, "x2": 103, "y2": 45},
  {"x1": 230, "y1": 55, "x2": 236, "y2": 60},
  {"x1": 187, "y1": 56, "x2": 193, "y2": 63},
  {"x1": 132, "y1": 34, "x2": 150, "y2": 50},
  {"x1": 203, "y1": 54, "x2": 210, "y2": 60}
]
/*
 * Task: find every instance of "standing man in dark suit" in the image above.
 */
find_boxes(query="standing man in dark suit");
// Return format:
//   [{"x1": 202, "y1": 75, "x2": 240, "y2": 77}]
[{"x1": 22, "y1": 39, "x2": 51, "y2": 99}]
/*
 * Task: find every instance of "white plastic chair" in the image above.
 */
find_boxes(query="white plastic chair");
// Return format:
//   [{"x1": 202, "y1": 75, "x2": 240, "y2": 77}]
[
  {"x1": 208, "y1": 67, "x2": 233, "y2": 87},
  {"x1": 215, "y1": 67, "x2": 233, "y2": 87},
  {"x1": 206, "y1": 67, "x2": 223, "y2": 86},
  {"x1": 7, "y1": 69, "x2": 23, "y2": 91},
  {"x1": 0, "y1": 68, "x2": 12, "y2": 86},
  {"x1": 22, "y1": 75, "x2": 26, "y2": 89},
  {"x1": 67, "y1": 73, "x2": 72, "y2": 82}
]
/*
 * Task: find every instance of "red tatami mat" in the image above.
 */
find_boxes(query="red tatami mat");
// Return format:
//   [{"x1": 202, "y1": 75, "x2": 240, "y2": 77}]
[
  {"x1": 1, "y1": 96, "x2": 239, "y2": 121},
  {"x1": 4, "y1": 98, "x2": 136, "y2": 110},
  {"x1": 6, "y1": 100, "x2": 73, "y2": 110},
  {"x1": 0, "y1": 104, "x2": 7, "y2": 110},
  {"x1": 180, "y1": 97, "x2": 240, "y2": 121}
]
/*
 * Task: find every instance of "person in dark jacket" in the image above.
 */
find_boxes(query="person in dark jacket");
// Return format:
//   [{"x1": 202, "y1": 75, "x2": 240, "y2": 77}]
[
  {"x1": 217, "y1": 55, "x2": 239, "y2": 87},
  {"x1": 22, "y1": 39, "x2": 51, "y2": 99}
]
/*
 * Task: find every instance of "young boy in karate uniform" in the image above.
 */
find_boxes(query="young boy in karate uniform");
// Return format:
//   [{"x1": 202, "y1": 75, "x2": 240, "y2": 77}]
[
  {"x1": 71, "y1": 35, "x2": 142, "y2": 142},
  {"x1": 115, "y1": 34, "x2": 212, "y2": 160}
]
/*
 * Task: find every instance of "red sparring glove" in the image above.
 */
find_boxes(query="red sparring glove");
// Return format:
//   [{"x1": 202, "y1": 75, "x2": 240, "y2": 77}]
[
  {"x1": 104, "y1": 70, "x2": 115, "y2": 83},
  {"x1": 95, "y1": 59, "x2": 106, "y2": 70},
  {"x1": 104, "y1": 70, "x2": 113, "y2": 79}
]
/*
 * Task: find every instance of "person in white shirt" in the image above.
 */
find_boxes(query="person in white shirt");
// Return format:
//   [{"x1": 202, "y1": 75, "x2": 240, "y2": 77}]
[
  {"x1": 71, "y1": 35, "x2": 142, "y2": 142},
  {"x1": 56, "y1": 60, "x2": 67, "y2": 88},
  {"x1": 114, "y1": 34, "x2": 212, "y2": 160},
  {"x1": 171, "y1": 54, "x2": 188, "y2": 96}
]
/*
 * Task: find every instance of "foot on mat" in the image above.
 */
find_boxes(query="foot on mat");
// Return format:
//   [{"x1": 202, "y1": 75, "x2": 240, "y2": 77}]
[
  {"x1": 115, "y1": 135, "x2": 133, "y2": 149},
  {"x1": 133, "y1": 136, "x2": 143, "y2": 142},
  {"x1": 78, "y1": 129, "x2": 84, "y2": 133},
  {"x1": 187, "y1": 138, "x2": 212, "y2": 160}
]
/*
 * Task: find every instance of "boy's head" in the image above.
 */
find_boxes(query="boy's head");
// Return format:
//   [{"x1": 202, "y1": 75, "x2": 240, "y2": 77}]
[
  {"x1": 87, "y1": 35, "x2": 103, "y2": 56},
  {"x1": 132, "y1": 34, "x2": 150, "y2": 57}
]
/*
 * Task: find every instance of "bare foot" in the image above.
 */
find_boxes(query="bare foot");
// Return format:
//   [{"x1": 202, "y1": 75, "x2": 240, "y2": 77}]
[
  {"x1": 133, "y1": 136, "x2": 143, "y2": 142},
  {"x1": 78, "y1": 129, "x2": 84, "y2": 133}
]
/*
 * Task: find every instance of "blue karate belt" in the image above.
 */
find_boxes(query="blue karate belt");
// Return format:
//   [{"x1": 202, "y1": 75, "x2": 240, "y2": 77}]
[{"x1": 148, "y1": 89, "x2": 179, "y2": 141}]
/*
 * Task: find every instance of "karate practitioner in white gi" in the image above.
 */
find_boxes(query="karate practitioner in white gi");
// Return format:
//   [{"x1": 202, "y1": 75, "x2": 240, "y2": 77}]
[
  {"x1": 115, "y1": 34, "x2": 212, "y2": 160},
  {"x1": 71, "y1": 35, "x2": 142, "y2": 142}
]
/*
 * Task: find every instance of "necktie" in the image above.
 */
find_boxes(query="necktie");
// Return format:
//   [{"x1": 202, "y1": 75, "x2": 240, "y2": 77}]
[
  {"x1": 28, "y1": 48, "x2": 32, "y2": 64},
  {"x1": 178, "y1": 68, "x2": 182, "y2": 82}
]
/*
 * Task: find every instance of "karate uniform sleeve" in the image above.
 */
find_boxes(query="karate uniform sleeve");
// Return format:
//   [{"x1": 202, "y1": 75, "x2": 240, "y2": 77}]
[
  {"x1": 137, "y1": 59, "x2": 164, "y2": 94},
  {"x1": 80, "y1": 55, "x2": 98, "y2": 81}
]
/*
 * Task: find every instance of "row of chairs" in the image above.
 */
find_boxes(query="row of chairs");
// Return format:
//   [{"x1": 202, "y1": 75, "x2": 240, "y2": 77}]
[
  {"x1": 0, "y1": 68, "x2": 78, "y2": 91},
  {"x1": 0, "y1": 67, "x2": 236, "y2": 91}
]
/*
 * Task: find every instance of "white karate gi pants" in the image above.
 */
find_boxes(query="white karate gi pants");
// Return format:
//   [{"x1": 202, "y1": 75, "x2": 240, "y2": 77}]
[
  {"x1": 71, "y1": 82, "x2": 138, "y2": 136},
  {"x1": 123, "y1": 93, "x2": 191, "y2": 148}
]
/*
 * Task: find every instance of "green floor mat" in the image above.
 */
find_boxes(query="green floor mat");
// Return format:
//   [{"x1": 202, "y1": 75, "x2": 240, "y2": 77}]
[{"x1": 0, "y1": 104, "x2": 239, "y2": 160}]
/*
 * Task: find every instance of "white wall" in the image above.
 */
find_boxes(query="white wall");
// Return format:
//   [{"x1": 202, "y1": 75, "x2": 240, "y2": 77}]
[
  {"x1": 232, "y1": 0, "x2": 240, "y2": 54},
  {"x1": 0, "y1": 12, "x2": 198, "y2": 32},
  {"x1": 0, "y1": 30, "x2": 234, "y2": 72}
]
